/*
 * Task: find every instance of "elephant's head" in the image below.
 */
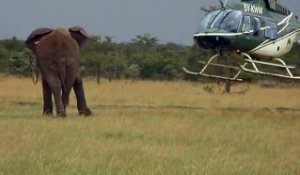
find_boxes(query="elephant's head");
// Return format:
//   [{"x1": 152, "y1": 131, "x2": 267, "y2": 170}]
[{"x1": 25, "y1": 26, "x2": 89, "y2": 54}]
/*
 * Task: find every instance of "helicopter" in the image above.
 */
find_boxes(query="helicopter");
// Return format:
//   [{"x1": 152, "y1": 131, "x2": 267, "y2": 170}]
[{"x1": 183, "y1": 0, "x2": 300, "y2": 81}]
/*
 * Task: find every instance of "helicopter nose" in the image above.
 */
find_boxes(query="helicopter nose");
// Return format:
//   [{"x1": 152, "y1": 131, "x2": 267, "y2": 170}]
[{"x1": 194, "y1": 35, "x2": 231, "y2": 49}]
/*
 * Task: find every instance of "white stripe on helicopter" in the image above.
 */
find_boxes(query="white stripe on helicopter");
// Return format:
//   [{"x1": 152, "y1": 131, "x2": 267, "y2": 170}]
[
  {"x1": 250, "y1": 29, "x2": 300, "y2": 58},
  {"x1": 247, "y1": 13, "x2": 296, "y2": 55},
  {"x1": 249, "y1": 13, "x2": 298, "y2": 56},
  {"x1": 277, "y1": 12, "x2": 293, "y2": 34},
  {"x1": 193, "y1": 29, "x2": 300, "y2": 58},
  {"x1": 193, "y1": 33, "x2": 243, "y2": 37}
]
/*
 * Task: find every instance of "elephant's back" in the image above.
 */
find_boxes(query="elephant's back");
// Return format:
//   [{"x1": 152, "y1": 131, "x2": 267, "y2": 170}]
[{"x1": 36, "y1": 29, "x2": 79, "y2": 57}]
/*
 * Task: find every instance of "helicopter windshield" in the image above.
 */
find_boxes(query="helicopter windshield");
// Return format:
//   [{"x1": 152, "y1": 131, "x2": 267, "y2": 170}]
[
  {"x1": 210, "y1": 10, "x2": 243, "y2": 33},
  {"x1": 196, "y1": 10, "x2": 243, "y2": 34},
  {"x1": 197, "y1": 10, "x2": 220, "y2": 33}
]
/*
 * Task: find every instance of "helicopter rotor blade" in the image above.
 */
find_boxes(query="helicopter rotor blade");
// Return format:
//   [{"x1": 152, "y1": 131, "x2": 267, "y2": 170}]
[
  {"x1": 200, "y1": 5, "x2": 219, "y2": 13},
  {"x1": 219, "y1": 0, "x2": 228, "y2": 9}
]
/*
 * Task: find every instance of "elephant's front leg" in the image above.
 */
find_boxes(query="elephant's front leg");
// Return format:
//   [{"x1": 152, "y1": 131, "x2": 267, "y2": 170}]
[
  {"x1": 42, "y1": 78, "x2": 53, "y2": 116},
  {"x1": 73, "y1": 76, "x2": 92, "y2": 116}
]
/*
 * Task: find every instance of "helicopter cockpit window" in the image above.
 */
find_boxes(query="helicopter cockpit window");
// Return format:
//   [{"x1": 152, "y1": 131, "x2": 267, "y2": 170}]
[
  {"x1": 265, "y1": 22, "x2": 277, "y2": 40},
  {"x1": 209, "y1": 10, "x2": 243, "y2": 33},
  {"x1": 197, "y1": 10, "x2": 220, "y2": 33},
  {"x1": 242, "y1": 16, "x2": 253, "y2": 33},
  {"x1": 253, "y1": 17, "x2": 262, "y2": 36}
]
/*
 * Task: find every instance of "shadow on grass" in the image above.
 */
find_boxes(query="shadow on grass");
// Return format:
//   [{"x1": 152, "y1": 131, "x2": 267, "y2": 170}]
[
  {"x1": 1, "y1": 98, "x2": 300, "y2": 119},
  {"x1": 92, "y1": 104, "x2": 300, "y2": 115}
]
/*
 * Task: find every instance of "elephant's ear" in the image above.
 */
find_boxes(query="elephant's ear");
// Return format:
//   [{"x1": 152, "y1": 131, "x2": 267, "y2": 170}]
[
  {"x1": 25, "y1": 28, "x2": 53, "y2": 52},
  {"x1": 69, "y1": 26, "x2": 89, "y2": 47}
]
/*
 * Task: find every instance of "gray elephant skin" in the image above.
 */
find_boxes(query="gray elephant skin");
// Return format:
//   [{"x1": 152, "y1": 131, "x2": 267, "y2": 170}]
[{"x1": 26, "y1": 27, "x2": 92, "y2": 117}]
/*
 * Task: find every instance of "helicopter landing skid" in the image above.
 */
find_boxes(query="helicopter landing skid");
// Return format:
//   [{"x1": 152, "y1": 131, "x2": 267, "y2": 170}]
[
  {"x1": 183, "y1": 52, "x2": 300, "y2": 81},
  {"x1": 240, "y1": 53, "x2": 300, "y2": 80},
  {"x1": 183, "y1": 53, "x2": 244, "y2": 81}
]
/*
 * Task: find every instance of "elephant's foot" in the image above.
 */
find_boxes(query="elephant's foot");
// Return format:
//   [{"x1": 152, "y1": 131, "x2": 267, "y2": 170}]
[
  {"x1": 43, "y1": 110, "x2": 53, "y2": 116},
  {"x1": 79, "y1": 108, "x2": 92, "y2": 116},
  {"x1": 57, "y1": 110, "x2": 66, "y2": 117}
]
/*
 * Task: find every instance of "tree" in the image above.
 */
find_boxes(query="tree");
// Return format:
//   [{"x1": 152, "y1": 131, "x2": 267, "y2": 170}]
[
  {"x1": 1, "y1": 36, "x2": 25, "y2": 52},
  {"x1": 81, "y1": 35, "x2": 122, "y2": 83},
  {"x1": 0, "y1": 46, "x2": 10, "y2": 73},
  {"x1": 8, "y1": 51, "x2": 32, "y2": 76},
  {"x1": 132, "y1": 33, "x2": 159, "y2": 51},
  {"x1": 125, "y1": 64, "x2": 141, "y2": 79}
]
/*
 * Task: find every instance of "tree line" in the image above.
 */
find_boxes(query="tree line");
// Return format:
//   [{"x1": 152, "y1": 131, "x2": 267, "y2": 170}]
[{"x1": 1, "y1": 34, "x2": 300, "y2": 83}]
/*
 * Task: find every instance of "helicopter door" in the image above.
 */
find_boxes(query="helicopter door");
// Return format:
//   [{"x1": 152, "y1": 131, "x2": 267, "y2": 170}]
[
  {"x1": 235, "y1": 15, "x2": 262, "y2": 51},
  {"x1": 242, "y1": 16, "x2": 253, "y2": 34},
  {"x1": 264, "y1": 22, "x2": 278, "y2": 40},
  {"x1": 253, "y1": 17, "x2": 262, "y2": 37}
]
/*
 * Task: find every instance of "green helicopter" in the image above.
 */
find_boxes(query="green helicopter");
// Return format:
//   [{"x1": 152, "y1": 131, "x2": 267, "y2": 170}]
[{"x1": 184, "y1": 0, "x2": 300, "y2": 81}]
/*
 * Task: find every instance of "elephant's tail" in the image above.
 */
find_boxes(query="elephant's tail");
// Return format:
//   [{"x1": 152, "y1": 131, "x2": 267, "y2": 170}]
[
  {"x1": 57, "y1": 66, "x2": 70, "y2": 107},
  {"x1": 62, "y1": 82, "x2": 70, "y2": 107},
  {"x1": 58, "y1": 75, "x2": 69, "y2": 107}
]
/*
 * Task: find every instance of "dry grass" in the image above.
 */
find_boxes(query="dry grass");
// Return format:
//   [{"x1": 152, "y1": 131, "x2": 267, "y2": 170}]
[
  {"x1": 0, "y1": 75, "x2": 300, "y2": 175},
  {"x1": 1, "y1": 75, "x2": 300, "y2": 110}
]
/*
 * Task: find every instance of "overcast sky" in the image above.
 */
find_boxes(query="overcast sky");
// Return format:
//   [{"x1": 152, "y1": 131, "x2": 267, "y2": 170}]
[{"x1": 0, "y1": 0, "x2": 299, "y2": 45}]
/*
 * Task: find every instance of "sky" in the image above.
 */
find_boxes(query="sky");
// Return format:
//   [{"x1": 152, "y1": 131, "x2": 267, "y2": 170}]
[{"x1": 0, "y1": 0, "x2": 299, "y2": 45}]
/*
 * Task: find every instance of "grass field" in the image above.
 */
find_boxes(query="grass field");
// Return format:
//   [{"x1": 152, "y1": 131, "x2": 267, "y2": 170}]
[{"x1": 0, "y1": 75, "x2": 300, "y2": 175}]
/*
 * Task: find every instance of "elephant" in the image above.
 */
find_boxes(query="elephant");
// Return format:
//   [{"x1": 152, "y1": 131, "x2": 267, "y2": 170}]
[{"x1": 25, "y1": 27, "x2": 92, "y2": 117}]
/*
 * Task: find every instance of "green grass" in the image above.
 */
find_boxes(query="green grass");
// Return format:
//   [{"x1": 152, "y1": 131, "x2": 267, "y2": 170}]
[{"x1": 0, "y1": 76, "x2": 300, "y2": 175}]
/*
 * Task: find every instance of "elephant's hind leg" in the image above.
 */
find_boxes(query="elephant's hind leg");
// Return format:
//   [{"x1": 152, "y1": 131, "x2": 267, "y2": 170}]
[
  {"x1": 53, "y1": 90, "x2": 66, "y2": 117},
  {"x1": 73, "y1": 76, "x2": 92, "y2": 116},
  {"x1": 42, "y1": 78, "x2": 53, "y2": 116},
  {"x1": 46, "y1": 75, "x2": 66, "y2": 117}
]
